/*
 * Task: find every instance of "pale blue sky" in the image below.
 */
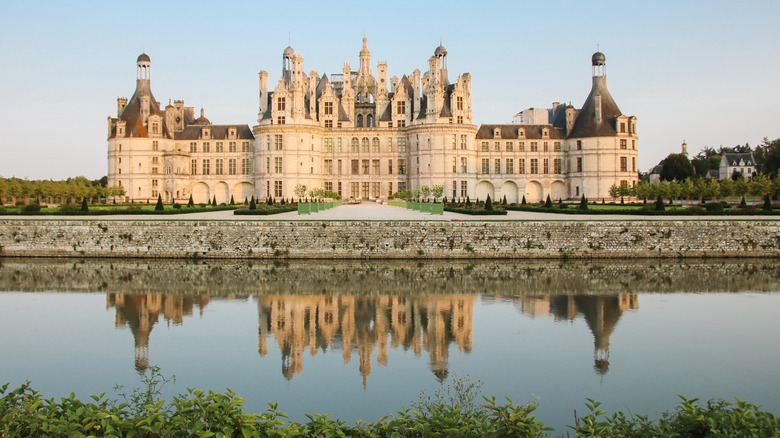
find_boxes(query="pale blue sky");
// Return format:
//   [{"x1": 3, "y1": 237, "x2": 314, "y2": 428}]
[{"x1": 1, "y1": 0, "x2": 778, "y2": 180}]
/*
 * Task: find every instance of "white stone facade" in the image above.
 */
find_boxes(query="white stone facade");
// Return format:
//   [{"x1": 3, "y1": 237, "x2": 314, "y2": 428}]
[{"x1": 107, "y1": 40, "x2": 638, "y2": 203}]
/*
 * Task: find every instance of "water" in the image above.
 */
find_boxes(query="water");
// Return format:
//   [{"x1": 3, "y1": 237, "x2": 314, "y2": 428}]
[{"x1": 1, "y1": 258, "x2": 779, "y2": 433}]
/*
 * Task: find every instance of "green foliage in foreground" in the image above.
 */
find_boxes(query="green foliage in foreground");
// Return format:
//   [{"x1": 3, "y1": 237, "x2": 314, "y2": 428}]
[{"x1": 2, "y1": 369, "x2": 778, "y2": 437}]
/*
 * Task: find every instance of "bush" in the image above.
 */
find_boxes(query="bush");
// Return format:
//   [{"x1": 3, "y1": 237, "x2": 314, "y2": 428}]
[
  {"x1": 704, "y1": 202, "x2": 724, "y2": 213},
  {"x1": 544, "y1": 195, "x2": 553, "y2": 208},
  {"x1": 155, "y1": 195, "x2": 164, "y2": 211},
  {"x1": 173, "y1": 203, "x2": 181, "y2": 209},
  {"x1": 655, "y1": 195, "x2": 665, "y2": 212},
  {"x1": 21, "y1": 203, "x2": 41, "y2": 215},
  {"x1": 58, "y1": 203, "x2": 80, "y2": 214}
]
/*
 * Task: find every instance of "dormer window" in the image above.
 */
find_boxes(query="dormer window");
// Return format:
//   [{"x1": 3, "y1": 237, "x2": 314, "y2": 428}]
[
  {"x1": 493, "y1": 128, "x2": 501, "y2": 139},
  {"x1": 202, "y1": 128, "x2": 210, "y2": 139},
  {"x1": 542, "y1": 129, "x2": 549, "y2": 138},
  {"x1": 228, "y1": 128, "x2": 237, "y2": 139},
  {"x1": 518, "y1": 128, "x2": 525, "y2": 139}
]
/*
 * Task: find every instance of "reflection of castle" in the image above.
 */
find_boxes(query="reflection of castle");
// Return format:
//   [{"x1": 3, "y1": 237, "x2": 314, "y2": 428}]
[
  {"x1": 516, "y1": 293, "x2": 638, "y2": 375},
  {"x1": 106, "y1": 293, "x2": 211, "y2": 372},
  {"x1": 257, "y1": 295, "x2": 474, "y2": 387}
]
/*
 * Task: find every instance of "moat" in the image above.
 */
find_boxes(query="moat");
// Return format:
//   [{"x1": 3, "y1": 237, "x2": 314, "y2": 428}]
[{"x1": 0, "y1": 258, "x2": 778, "y2": 431}]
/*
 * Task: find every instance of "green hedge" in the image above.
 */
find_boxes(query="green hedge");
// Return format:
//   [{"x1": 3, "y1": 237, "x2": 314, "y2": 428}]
[
  {"x1": 505, "y1": 204, "x2": 780, "y2": 216},
  {"x1": 1, "y1": 205, "x2": 238, "y2": 216},
  {"x1": 445, "y1": 206, "x2": 508, "y2": 216},
  {"x1": 1, "y1": 381, "x2": 777, "y2": 437},
  {"x1": 234, "y1": 206, "x2": 297, "y2": 215}
]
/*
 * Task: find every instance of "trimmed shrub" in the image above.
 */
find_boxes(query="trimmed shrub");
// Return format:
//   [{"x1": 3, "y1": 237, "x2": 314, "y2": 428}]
[
  {"x1": 655, "y1": 195, "x2": 665, "y2": 211},
  {"x1": 578, "y1": 195, "x2": 588, "y2": 211},
  {"x1": 704, "y1": 202, "x2": 724, "y2": 213},
  {"x1": 155, "y1": 195, "x2": 164, "y2": 211},
  {"x1": 21, "y1": 203, "x2": 42, "y2": 215},
  {"x1": 485, "y1": 194, "x2": 493, "y2": 211},
  {"x1": 187, "y1": 194, "x2": 194, "y2": 208},
  {"x1": 763, "y1": 195, "x2": 773, "y2": 211},
  {"x1": 521, "y1": 195, "x2": 526, "y2": 205},
  {"x1": 80, "y1": 198, "x2": 89, "y2": 213},
  {"x1": 544, "y1": 195, "x2": 553, "y2": 209}
]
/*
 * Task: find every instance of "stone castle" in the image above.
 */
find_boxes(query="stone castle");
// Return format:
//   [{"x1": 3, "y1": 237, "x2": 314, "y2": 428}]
[{"x1": 107, "y1": 37, "x2": 638, "y2": 203}]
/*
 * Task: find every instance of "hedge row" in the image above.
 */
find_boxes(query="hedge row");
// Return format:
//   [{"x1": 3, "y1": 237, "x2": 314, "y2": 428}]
[
  {"x1": 444, "y1": 206, "x2": 508, "y2": 216},
  {"x1": 233, "y1": 206, "x2": 297, "y2": 215},
  {"x1": 1, "y1": 381, "x2": 777, "y2": 437}
]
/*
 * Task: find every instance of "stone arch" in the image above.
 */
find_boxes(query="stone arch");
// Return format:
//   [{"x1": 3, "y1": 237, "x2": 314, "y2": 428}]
[
  {"x1": 524, "y1": 181, "x2": 543, "y2": 203},
  {"x1": 500, "y1": 181, "x2": 519, "y2": 204},
  {"x1": 551, "y1": 180, "x2": 567, "y2": 201},
  {"x1": 233, "y1": 182, "x2": 254, "y2": 203},
  {"x1": 475, "y1": 180, "x2": 495, "y2": 202},
  {"x1": 214, "y1": 182, "x2": 229, "y2": 205},
  {"x1": 192, "y1": 182, "x2": 210, "y2": 204}
]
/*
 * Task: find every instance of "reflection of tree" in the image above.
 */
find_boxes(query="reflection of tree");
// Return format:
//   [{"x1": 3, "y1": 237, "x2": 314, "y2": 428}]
[
  {"x1": 106, "y1": 293, "x2": 211, "y2": 373},
  {"x1": 257, "y1": 295, "x2": 474, "y2": 388},
  {"x1": 518, "y1": 293, "x2": 638, "y2": 375}
]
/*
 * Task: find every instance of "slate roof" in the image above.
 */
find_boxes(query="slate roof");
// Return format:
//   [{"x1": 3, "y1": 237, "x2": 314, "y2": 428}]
[
  {"x1": 114, "y1": 85, "x2": 164, "y2": 138},
  {"x1": 722, "y1": 152, "x2": 756, "y2": 167},
  {"x1": 568, "y1": 76, "x2": 623, "y2": 138},
  {"x1": 174, "y1": 125, "x2": 254, "y2": 140},
  {"x1": 475, "y1": 124, "x2": 565, "y2": 140}
]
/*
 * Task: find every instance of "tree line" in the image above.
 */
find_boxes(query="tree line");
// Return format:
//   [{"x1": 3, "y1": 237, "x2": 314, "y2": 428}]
[
  {"x1": 612, "y1": 174, "x2": 778, "y2": 203},
  {"x1": 660, "y1": 137, "x2": 780, "y2": 181},
  {"x1": 0, "y1": 176, "x2": 125, "y2": 205}
]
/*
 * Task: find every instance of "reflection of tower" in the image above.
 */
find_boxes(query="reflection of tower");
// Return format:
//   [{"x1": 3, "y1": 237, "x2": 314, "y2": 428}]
[
  {"x1": 107, "y1": 293, "x2": 210, "y2": 373},
  {"x1": 546, "y1": 293, "x2": 638, "y2": 375},
  {"x1": 255, "y1": 294, "x2": 475, "y2": 384}
]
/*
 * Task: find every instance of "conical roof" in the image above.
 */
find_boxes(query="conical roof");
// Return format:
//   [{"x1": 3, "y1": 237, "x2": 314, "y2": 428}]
[{"x1": 568, "y1": 75, "x2": 622, "y2": 138}]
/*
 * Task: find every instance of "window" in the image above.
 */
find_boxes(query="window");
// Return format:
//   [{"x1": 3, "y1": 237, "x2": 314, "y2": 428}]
[
  {"x1": 530, "y1": 142, "x2": 538, "y2": 152},
  {"x1": 577, "y1": 157, "x2": 583, "y2": 172},
  {"x1": 371, "y1": 182, "x2": 379, "y2": 198},
  {"x1": 577, "y1": 140, "x2": 582, "y2": 150},
  {"x1": 620, "y1": 139, "x2": 627, "y2": 149},
  {"x1": 216, "y1": 142, "x2": 223, "y2": 153},
  {"x1": 398, "y1": 159, "x2": 407, "y2": 175},
  {"x1": 518, "y1": 142, "x2": 525, "y2": 152},
  {"x1": 215, "y1": 159, "x2": 223, "y2": 175},
  {"x1": 324, "y1": 101, "x2": 333, "y2": 115},
  {"x1": 456, "y1": 96, "x2": 463, "y2": 111},
  {"x1": 620, "y1": 156, "x2": 628, "y2": 172},
  {"x1": 362, "y1": 182, "x2": 369, "y2": 199},
  {"x1": 361, "y1": 137, "x2": 369, "y2": 153},
  {"x1": 274, "y1": 181, "x2": 282, "y2": 198},
  {"x1": 457, "y1": 116, "x2": 463, "y2": 124},
  {"x1": 543, "y1": 158, "x2": 549, "y2": 174},
  {"x1": 506, "y1": 158, "x2": 514, "y2": 174},
  {"x1": 351, "y1": 159, "x2": 359, "y2": 175},
  {"x1": 151, "y1": 167, "x2": 158, "y2": 174},
  {"x1": 506, "y1": 141, "x2": 513, "y2": 152},
  {"x1": 494, "y1": 142, "x2": 501, "y2": 152},
  {"x1": 202, "y1": 159, "x2": 210, "y2": 175},
  {"x1": 277, "y1": 97, "x2": 286, "y2": 111},
  {"x1": 452, "y1": 135, "x2": 457, "y2": 150},
  {"x1": 152, "y1": 141, "x2": 158, "y2": 151},
  {"x1": 372, "y1": 159, "x2": 380, "y2": 175},
  {"x1": 274, "y1": 157, "x2": 282, "y2": 173},
  {"x1": 460, "y1": 135, "x2": 467, "y2": 150},
  {"x1": 632, "y1": 157, "x2": 636, "y2": 172},
  {"x1": 152, "y1": 123, "x2": 159, "y2": 135},
  {"x1": 460, "y1": 181, "x2": 467, "y2": 198},
  {"x1": 276, "y1": 116, "x2": 285, "y2": 125},
  {"x1": 495, "y1": 159, "x2": 501, "y2": 174},
  {"x1": 530, "y1": 158, "x2": 539, "y2": 174},
  {"x1": 242, "y1": 158, "x2": 250, "y2": 174},
  {"x1": 351, "y1": 138, "x2": 359, "y2": 153},
  {"x1": 397, "y1": 137, "x2": 407, "y2": 153},
  {"x1": 481, "y1": 158, "x2": 490, "y2": 174},
  {"x1": 274, "y1": 135, "x2": 283, "y2": 151},
  {"x1": 452, "y1": 181, "x2": 457, "y2": 199},
  {"x1": 229, "y1": 159, "x2": 237, "y2": 175},
  {"x1": 203, "y1": 142, "x2": 210, "y2": 153},
  {"x1": 481, "y1": 142, "x2": 489, "y2": 152},
  {"x1": 338, "y1": 138, "x2": 343, "y2": 152},
  {"x1": 325, "y1": 119, "x2": 333, "y2": 128},
  {"x1": 397, "y1": 101, "x2": 406, "y2": 115},
  {"x1": 266, "y1": 157, "x2": 270, "y2": 173},
  {"x1": 151, "y1": 156, "x2": 159, "y2": 164},
  {"x1": 372, "y1": 137, "x2": 380, "y2": 153},
  {"x1": 554, "y1": 142, "x2": 561, "y2": 152},
  {"x1": 554, "y1": 158, "x2": 562, "y2": 174},
  {"x1": 323, "y1": 138, "x2": 333, "y2": 153},
  {"x1": 632, "y1": 140, "x2": 636, "y2": 150},
  {"x1": 518, "y1": 158, "x2": 525, "y2": 174},
  {"x1": 461, "y1": 157, "x2": 467, "y2": 173},
  {"x1": 543, "y1": 142, "x2": 548, "y2": 152},
  {"x1": 399, "y1": 120, "x2": 406, "y2": 127},
  {"x1": 191, "y1": 159, "x2": 197, "y2": 175},
  {"x1": 620, "y1": 122, "x2": 626, "y2": 133},
  {"x1": 324, "y1": 159, "x2": 333, "y2": 175},
  {"x1": 362, "y1": 159, "x2": 369, "y2": 174},
  {"x1": 388, "y1": 159, "x2": 393, "y2": 174}
]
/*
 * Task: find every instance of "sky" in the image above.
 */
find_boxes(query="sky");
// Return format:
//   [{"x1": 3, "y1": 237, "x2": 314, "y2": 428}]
[{"x1": 1, "y1": 0, "x2": 779, "y2": 180}]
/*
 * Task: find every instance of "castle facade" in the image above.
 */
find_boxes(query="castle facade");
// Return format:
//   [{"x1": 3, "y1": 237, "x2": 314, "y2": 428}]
[{"x1": 107, "y1": 38, "x2": 638, "y2": 204}]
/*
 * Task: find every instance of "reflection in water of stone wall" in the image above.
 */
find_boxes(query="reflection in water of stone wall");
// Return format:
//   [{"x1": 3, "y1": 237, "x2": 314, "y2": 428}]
[
  {"x1": 2, "y1": 258, "x2": 779, "y2": 296},
  {"x1": 105, "y1": 291, "x2": 638, "y2": 383}
]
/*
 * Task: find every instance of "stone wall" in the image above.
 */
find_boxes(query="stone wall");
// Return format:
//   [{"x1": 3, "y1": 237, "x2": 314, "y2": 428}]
[{"x1": 1, "y1": 219, "x2": 779, "y2": 260}]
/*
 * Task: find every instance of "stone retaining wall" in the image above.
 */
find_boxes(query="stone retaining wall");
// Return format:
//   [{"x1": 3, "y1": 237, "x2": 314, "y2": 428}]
[{"x1": 1, "y1": 219, "x2": 779, "y2": 259}]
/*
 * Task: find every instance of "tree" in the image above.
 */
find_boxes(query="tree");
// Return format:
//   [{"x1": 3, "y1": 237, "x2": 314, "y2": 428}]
[
  {"x1": 756, "y1": 138, "x2": 780, "y2": 177},
  {"x1": 187, "y1": 194, "x2": 194, "y2": 208},
  {"x1": 702, "y1": 178, "x2": 720, "y2": 200},
  {"x1": 719, "y1": 178, "x2": 734, "y2": 200},
  {"x1": 609, "y1": 184, "x2": 620, "y2": 200},
  {"x1": 750, "y1": 174, "x2": 773, "y2": 198},
  {"x1": 544, "y1": 195, "x2": 553, "y2": 208},
  {"x1": 155, "y1": 194, "x2": 164, "y2": 211},
  {"x1": 484, "y1": 194, "x2": 493, "y2": 211},
  {"x1": 578, "y1": 195, "x2": 588, "y2": 211},
  {"x1": 249, "y1": 197, "x2": 257, "y2": 210},
  {"x1": 420, "y1": 185, "x2": 431, "y2": 201},
  {"x1": 432, "y1": 184, "x2": 444, "y2": 202},
  {"x1": 80, "y1": 197, "x2": 89, "y2": 213},
  {"x1": 660, "y1": 153, "x2": 695, "y2": 181},
  {"x1": 229, "y1": 195, "x2": 235, "y2": 205},
  {"x1": 521, "y1": 195, "x2": 526, "y2": 205},
  {"x1": 294, "y1": 184, "x2": 308, "y2": 201},
  {"x1": 763, "y1": 195, "x2": 773, "y2": 211},
  {"x1": 734, "y1": 177, "x2": 750, "y2": 199},
  {"x1": 655, "y1": 195, "x2": 665, "y2": 211},
  {"x1": 212, "y1": 195, "x2": 217, "y2": 206}
]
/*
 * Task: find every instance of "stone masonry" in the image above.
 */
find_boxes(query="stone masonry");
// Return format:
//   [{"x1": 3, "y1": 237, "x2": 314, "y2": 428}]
[{"x1": 1, "y1": 219, "x2": 779, "y2": 259}]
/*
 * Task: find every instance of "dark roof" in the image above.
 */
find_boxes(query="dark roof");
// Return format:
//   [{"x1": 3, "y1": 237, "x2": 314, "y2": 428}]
[
  {"x1": 475, "y1": 124, "x2": 565, "y2": 140},
  {"x1": 116, "y1": 85, "x2": 163, "y2": 138},
  {"x1": 137, "y1": 53, "x2": 150, "y2": 63},
  {"x1": 338, "y1": 101, "x2": 350, "y2": 121},
  {"x1": 723, "y1": 152, "x2": 756, "y2": 166},
  {"x1": 378, "y1": 102, "x2": 392, "y2": 121},
  {"x1": 173, "y1": 125, "x2": 254, "y2": 140},
  {"x1": 568, "y1": 76, "x2": 623, "y2": 138}
]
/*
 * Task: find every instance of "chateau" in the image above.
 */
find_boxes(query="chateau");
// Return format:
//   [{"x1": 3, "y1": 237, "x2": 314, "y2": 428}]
[{"x1": 107, "y1": 37, "x2": 638, "y2": 203}]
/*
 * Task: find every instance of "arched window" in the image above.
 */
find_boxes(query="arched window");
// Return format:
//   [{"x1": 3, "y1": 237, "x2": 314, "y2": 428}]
[
  {"x1": 361, "y1": 137, "x2": 369, "y2": 153},
  {"x1": 356, "y1": 114, "x2": 363, "y2": 127},
  {"x1": 351, "y1": 138, "x2": 359, "y2": 153},
  {"x1": 372, "y1": 137, "x2": 380, "y2": 153},
  {"x1": 367, "y1": 114, "x2": 374, "y2": 127}
]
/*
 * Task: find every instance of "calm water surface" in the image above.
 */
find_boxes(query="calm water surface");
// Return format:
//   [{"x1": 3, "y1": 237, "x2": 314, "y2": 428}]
[{"x1": 1, "y1": 259, "x2": 779, "y2": 432}]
